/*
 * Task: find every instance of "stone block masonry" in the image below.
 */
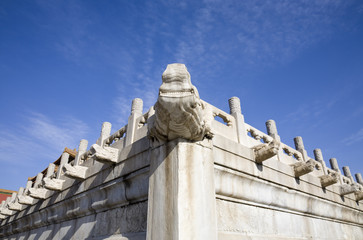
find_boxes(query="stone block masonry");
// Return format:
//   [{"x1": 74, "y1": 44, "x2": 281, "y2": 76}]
[{"x1": 0, "y1": 63, "x2": 362, "y2": 239}]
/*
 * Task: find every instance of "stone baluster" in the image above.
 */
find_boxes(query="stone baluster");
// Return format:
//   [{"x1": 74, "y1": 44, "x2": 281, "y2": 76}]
[
  {"x1": 74, "y1": 139, "x2": 88, "y2": 166},
  {"x1": 329, "y1": 158, "x2": 340, "y2": 172},
  {"x1": 0, "y1": 197, "x2": 14, "y2": 216},
  {"x1": 356, "y1": 173, "x2": 363, "y2": 185},
  {"x1": 229, "y1": 97, "x2": 248, "y2": 145},
  {"x1": 44, "y1": 159, "x2": 67, "y2": 191},
  {"x1": 329, "y1": 158, "x2": 343, "y2": 184},
  {"x1": 265, "y1": 119, "x2": 281, "y2": 142},
  {"x1": 8, "y1": 189, "x2": 22, "y2": 211},
  {"x1": 125, "y1": 98, "x2": 143, "y2": 146},
  {"x1": 294, "y1": 136, "x2": 308, "y2": 161},
  {"x1": 313, "y1": 149, "x2": 339, "y2": 187},
  {"x1": 337, "y1": 165, "x2": 360, "y2": 196},
  {"x1": 354, "y1": 173, "x2": 363, "y2": 201},
  {"x1": 342, "y1": 166, "x2": 354, "y2": 183},
  {"x1": 91, "y1": 122, "x2": 119, "y2": 163},
  {"x1": 57, "y1": 152, "x2": 69, "y2": 179},
  {"x1": 96, "y1": 122, "x2": 112, "y2": 147},
  {"x1": 291, "y1": 137, "x2": 314, "y2": 177},
  {"x1": 18, "y1": 181, "x2": 35, "y2": 205},
  {"x1": 64, "y1": 140, "x2": 89, "y2": 179},
  {"x1": 29, "y1": 173, "x2": 49, "y2": 199}
]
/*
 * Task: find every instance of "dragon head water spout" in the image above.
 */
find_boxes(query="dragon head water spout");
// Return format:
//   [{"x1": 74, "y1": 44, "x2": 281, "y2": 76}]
[{"x1": 148, "y1": 63, "x2": 213, "y2": 141}]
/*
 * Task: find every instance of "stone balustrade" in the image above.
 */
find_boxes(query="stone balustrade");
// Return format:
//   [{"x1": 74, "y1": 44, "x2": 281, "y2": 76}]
[{"x1": 0, "y1": 64, "x2": 362, "y2": 240}]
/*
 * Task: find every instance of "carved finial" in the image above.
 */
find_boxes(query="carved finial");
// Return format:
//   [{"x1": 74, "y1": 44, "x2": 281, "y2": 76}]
[
  {"x1": 97, "y1": 122, "x2": 112, "y2": 146},
  {"x1": 313, "y1": 148, "x2": 324, "y2": 163},
  {"x1": 46, "y1": 163, "x2": 55, "y2": 178},
  {"x1": 25, "y1": 181, "x2": 33, "y2": 192},
  {"x1": 342, "y1": 166, "x2": 352, "y2": 178},
  {"x1": 355, "y1": 173, "x2": 363, "y2": 185},
  {"x1": 57, "y1": 152, "x2": 69, "y2": 179},
  {"x1": 294, "y1": 136, "x2": 308, "y2": 160},
  {"x1": 294, "y1": 136, "x2": 304, "y2": 152},
  {"x1": 228, "y1": 97, "x2": 241, "y2": 114},
  {"x1": 34, "y1": 173, "x2": 43, "y2": 188},
  {"x1": 329, "y1": 158, "x2": 339, "y2": 171},
  {"x1": 131, "y1": 98, "x2": 143, "y2": 115},
  {"x1": 266, "y1": 120, "x2": 280, "y2": 141},
  {"x1": 74, "y1": 139, "x2": 88, "y2": 166},
  {"x1": 17, "y1": 187, "x2": 24, "y2": 196}
]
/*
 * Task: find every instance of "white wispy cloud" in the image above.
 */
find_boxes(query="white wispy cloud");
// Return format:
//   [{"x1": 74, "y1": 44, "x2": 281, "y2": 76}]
[
  {"x1": 0, "y1": 112, "x2": 89, "y2": 168},
  {"x1": 170, "y1": 0, "x2": 352, "y2": 76},
  {"x1": 342, "y1": 128, "x2": 363, "y2": 146}
]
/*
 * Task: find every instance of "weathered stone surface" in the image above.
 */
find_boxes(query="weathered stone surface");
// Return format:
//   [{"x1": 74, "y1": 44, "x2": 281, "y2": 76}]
[
  {"x1": 43, "y1": 178, "x2": 65, "y2": 191},
  {"x1": 293, "y1": 159, "x2": 315, "y2": 177},
  {"x1": 90, "y1": 144, "x2": 119, "y2": 163},
  {"x1": 1, "y1": 63, "x2": 362, "y2": 240},
  {"x1": 148, "y1": 63, "x2": 213, "y2": 141},
  {"x1": 320, "y1": 172, "x2": 339, "y2": 188},
  {"x1": 64, "y1": 164, "x2": 88, "y2": 179},
  {"x1": 253, "y1": 139, "x2": 280, "y2": 163},
  {"x1": 341, "y1": 183, "x2": 360, "y2": 196}
]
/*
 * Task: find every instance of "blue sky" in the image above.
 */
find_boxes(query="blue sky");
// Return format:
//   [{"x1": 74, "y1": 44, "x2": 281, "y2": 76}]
[{"x1": 1, "y1": 0, "x2": 363, "y2": 191}]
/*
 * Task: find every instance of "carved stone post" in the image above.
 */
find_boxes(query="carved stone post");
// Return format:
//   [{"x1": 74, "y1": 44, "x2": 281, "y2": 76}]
[
  {"x1": 44, "y1": 158, "x2": 67, "y2": 191},
  {"x1": 342, "y1": 166, "x2": 354, "y2": 182},
  {"x1": 29, "y1": 173, "x2": 49, "y2": 199},
  {"x1": 294, "y1": 136, "x2": 308, "y2": 161},
  {"x1": 329, "y1": 158, "x2": 340, "y2": 172},
  {"x1": 229, "y1": 97, "x2": 248, "y2": 145},
  {"x1": 96, "y1": 122, "x2": 112, "y2": 147},
  {"x1": 356, "y1": 173, "x2": 363, "y2": 185},
  {"x1": 18, "y1": 181, "x2": 35, "y2": 205},
  {"x1": 146, "y1": 138, "x2": 217, "y2": 240},
  {"x1": 266, "y1": 119, "x2": 281, "y2": 142},
  {"x1": 64, "y1": 140, "x2": 88, "y2": 179},
  {"x1": 329, "y1": 158, "x2": 343, "y2": 184},
  {"x1": 8, "y1": 190, "x2": 22, "y2": 211},
  {"x1": 125, "y1": 98, "x2": 143, "y2": 145},
  {"x1": 313, "y1": 149, "x2": 338, "y2": 187}
]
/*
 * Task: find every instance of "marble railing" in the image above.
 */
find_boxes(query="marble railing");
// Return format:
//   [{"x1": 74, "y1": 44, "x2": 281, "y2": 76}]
[{"x1": 1, "y1": 94, "x2": 362, "y2": 227}]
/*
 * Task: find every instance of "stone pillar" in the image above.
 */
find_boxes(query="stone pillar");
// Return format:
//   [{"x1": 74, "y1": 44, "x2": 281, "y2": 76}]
[
  {"x1": 314, "y1": 148, "x2": 329, "y2": 175},
  {"x1": 146, "y1": 139, "x2": 217, "y2": 240},
  {"x1": 96, "y1": 122, "x2": 112, "y2": 147},
  {"x1": 57, "y1": 153, "x2": 69, "y2": 179},
  {"x1": 266, "y1": 119, "x2": 281, "y2": 142},
  {"x1": 355, "y1": 173, "x2": 363, "y2": 185},
  {"x1": 329, "y1": 158, "x2": 340, "y2": 172},
  {"x1": 46, "y1": 163, "x2": 55, "y2": 178},
  {"x1": 329, "y1": 158, "x2": 343, "y2": 184},
  {"x1": 126, "y1": 98, "x2": 143, "y2": 145},
  {"x1": 228, "y1": 97, "x2": 248, "y2": 145},
  {"x1": 294, "y1": 136, "x2": 308, "y2": 161},
  {"x1": 342, "y1": 166, "x2": 354, "y2": 182},
  {"x1": 74, "y1": 139, "x2": 88, "y2": 166},
  {"x1": 313, "y1": 149, "x2": 324, "y2": 163}
]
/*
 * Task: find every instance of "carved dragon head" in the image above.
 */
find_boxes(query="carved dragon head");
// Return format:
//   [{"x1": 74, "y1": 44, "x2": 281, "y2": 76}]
[{"x1": 148, "y1": 63, "x2": 213, "y2": 141}]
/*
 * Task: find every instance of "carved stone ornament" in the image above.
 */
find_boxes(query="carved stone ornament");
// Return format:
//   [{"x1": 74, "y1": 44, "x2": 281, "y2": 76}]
[
  {"x1": 293, "y1": 159, "x2": 315, "y2": 177},
  {"x1": 320, "y1": 172, "x2": 339, "y2": 188},
  {"x1": 340, "y1": 183, "x2": 360, "y2": 196},
  {"x1": 18, "y1": 195, "x2": 34, "y2": 205},
  {"x1": 253, "y1": 140, "x2": 280, "y2": 163},
  {"x1": 29, "y1": 188, "x2": 48, "y2": 199},
  {"x1": 148, "y1": 63, "x2": 213, "y2": 141},
  {"x1": 90, "y1": 144, "x2": 119, "y2": 163},
  {"x1": 64, "y1": 164, "x2": 88, "y2": 179},
  {"x1": 43, "y1": 177, "x2": 65, "y2": 191}
]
